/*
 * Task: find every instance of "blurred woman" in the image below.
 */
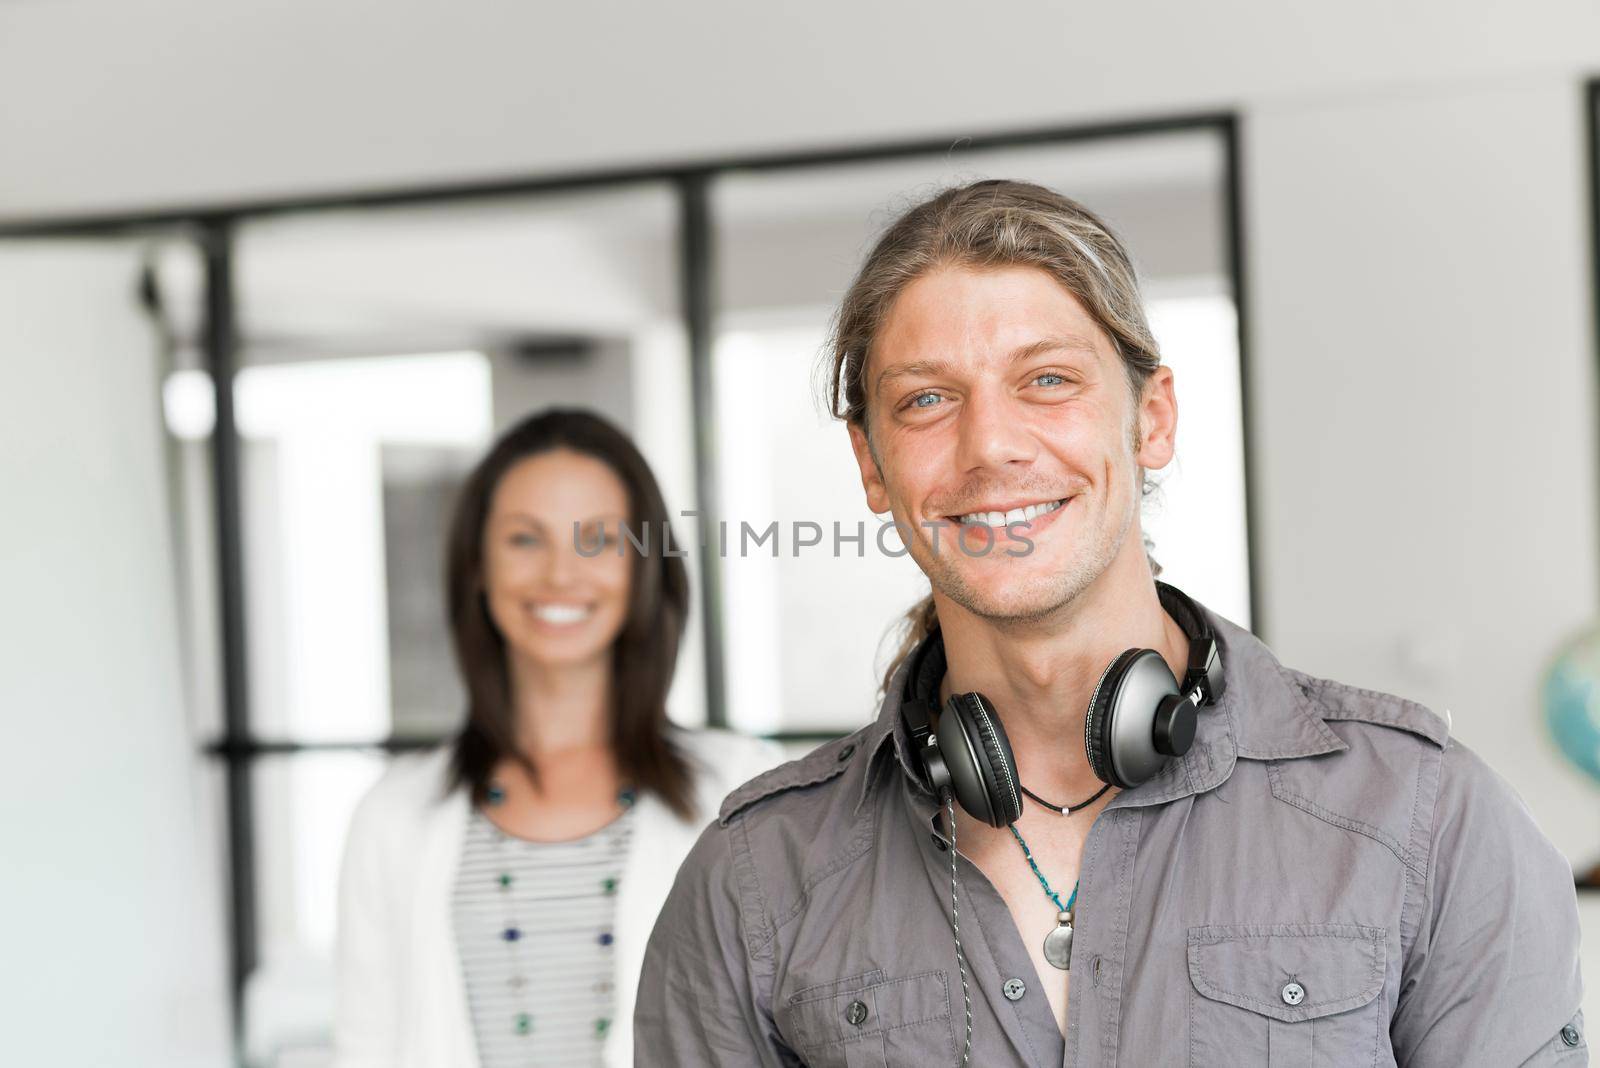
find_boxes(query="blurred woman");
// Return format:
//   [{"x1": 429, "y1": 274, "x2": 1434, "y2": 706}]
[{"x1": 334, "y1": 408, "x2": 781, "y2": 1068}]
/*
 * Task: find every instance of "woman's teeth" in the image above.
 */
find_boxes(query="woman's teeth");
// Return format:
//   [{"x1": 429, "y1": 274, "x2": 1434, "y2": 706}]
[
  {"x1": 956, "y1": 499, "x2": 1066, "y2": 527},
  {"x1": 531, "y1": 603, "x2": 593, "y2": 624}
]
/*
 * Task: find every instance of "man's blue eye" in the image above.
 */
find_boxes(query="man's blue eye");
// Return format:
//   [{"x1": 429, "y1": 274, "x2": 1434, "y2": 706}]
[
  {"x1": 1036, "y1": 373, "x2": 1065, "y2": 386},
  {"x1": 910, "y1": 392, "x2": 942, "y2": 409}
]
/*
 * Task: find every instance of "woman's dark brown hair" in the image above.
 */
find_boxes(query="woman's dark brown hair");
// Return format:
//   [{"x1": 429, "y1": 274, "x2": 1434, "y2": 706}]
[{"x1": 444, "y1": 407, "x2": 695, "y2": 819}]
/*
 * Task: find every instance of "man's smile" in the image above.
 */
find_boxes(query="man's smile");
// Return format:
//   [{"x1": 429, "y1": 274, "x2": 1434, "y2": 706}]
[{"x1": 943, "y1": 495, "x2": 1071, "y2": 529}]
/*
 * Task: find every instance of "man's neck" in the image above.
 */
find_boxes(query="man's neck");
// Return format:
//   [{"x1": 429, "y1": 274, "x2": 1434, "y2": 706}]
[{"x1": 934, "y1": 564, "x2": 1190, "y2": 802}]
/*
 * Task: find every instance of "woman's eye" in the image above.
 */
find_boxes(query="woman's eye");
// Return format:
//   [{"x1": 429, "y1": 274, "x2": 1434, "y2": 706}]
[
  {"x1": 576, "y1": 527, "x2": 618, "y2": 548},
  {"x1": 510, "y1": 532, "x2": 542, "y2": 547}
]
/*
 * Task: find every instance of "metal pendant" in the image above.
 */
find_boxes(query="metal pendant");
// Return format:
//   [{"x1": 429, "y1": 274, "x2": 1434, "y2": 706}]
[{"x1": 1042, "y1": 910, "x2": 1074, "y2": 970}]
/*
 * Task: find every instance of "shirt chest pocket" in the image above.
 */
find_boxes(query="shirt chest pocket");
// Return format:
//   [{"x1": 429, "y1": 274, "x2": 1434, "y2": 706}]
[
  {"x1": 1187, "y1": 923, "x2": 1389, "y2": 1068},
  {"x1": 781, "y1": 969, "x2": 954, "y2": 1068}
]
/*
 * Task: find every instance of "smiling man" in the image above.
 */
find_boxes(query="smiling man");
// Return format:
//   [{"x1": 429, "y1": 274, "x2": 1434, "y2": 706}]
[{"x1": 634, "y1": 180, "x2": 1586, "y2": 1067}]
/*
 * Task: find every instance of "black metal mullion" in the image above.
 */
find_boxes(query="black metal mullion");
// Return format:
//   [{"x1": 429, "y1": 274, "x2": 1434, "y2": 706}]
[
  {"x1": 202, "y1": 731, "x2": 845, "y2": 758},
  {"x1": 678, "y1": 173, "x2": 728, "y2": 730},
  {"x1": 1588, "y1": 79, "x2": 1600, "y2": 618},
  {"x1": 1221, "y1": 115, "x2": 1264, "y2": 641},
  {"x1": 201, "y1": 219, "x2": 256, "y2": 1049}
]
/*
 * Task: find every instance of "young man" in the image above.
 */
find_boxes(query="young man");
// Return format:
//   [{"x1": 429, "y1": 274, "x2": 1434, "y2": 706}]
[{"x1": 635, "y1": 180, "x2": 1585, "y2": 1066}]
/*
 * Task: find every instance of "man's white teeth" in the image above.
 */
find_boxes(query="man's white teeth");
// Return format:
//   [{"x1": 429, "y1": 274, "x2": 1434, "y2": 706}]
[
  {"x1": 957, "y1": 499, "x2": 1065, "y2": 526},
  {"x1": 532, "y1": 603, "x2": 592, "y2": 624}
]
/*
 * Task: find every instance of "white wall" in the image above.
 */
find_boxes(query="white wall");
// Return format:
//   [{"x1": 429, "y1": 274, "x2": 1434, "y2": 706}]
[
  {"x1": 0, "y1": 245, "x2": 231, "y2": 1067},
  {"x1": 1249, "y1": 76, "x2": 1600, "y2": 861}
]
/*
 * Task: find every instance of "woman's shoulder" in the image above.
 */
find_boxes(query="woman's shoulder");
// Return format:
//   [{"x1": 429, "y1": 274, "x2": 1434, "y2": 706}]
[
  {"x1": 673, "y1": 724, "x2": 786, "y2": 766},
  {"x1": 346, "y1": 743, "x2": 459, "y2": 840},
  {"x1": 671, "y1": 725, "x2": 787, "y2": 797}
]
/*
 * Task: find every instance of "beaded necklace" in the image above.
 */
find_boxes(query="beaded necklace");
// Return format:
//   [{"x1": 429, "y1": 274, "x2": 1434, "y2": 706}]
[
  {"x1": 483, "y1": 780, "x2": 636, "y2": 1044},
  {"x1": 1007, "y1": 778, "x2": 1106, "y2": 971},
  {"x1": 1008, "y1": 823, "x2": 1078, "y2": 970}
]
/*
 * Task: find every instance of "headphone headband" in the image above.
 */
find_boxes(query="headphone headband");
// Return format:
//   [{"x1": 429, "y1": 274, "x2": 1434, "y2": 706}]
[
  {"x1": 902, "y1": 620, "x2": 946, "y2": 730},
  {"x1": 902, "y1": 582, "x2": 1218, "y2": 709},
  {"x1": 899, "y1": 580, "x2": 1223, "y2": 801},
  {"x1": 1154, "y1": 580, "x2": 1224, "y2": 706}
]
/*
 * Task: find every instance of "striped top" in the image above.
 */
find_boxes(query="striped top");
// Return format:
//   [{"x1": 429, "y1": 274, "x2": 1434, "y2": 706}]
[{"x1": 452, "y1": 802, "x2": 635, "y2": 1066}]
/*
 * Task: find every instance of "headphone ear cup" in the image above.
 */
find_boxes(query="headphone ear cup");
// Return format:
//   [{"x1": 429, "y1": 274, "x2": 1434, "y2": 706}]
[
  {"x1": 943, "y1": 692, "x2": 1023, "y2": 827},
  {"x1": 1085, "y1": 648, "x2": 1143, "y2": 788}
]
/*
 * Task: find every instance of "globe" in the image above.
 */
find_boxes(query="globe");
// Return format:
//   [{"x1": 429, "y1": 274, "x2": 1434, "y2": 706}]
[{"x1": 1544, "y1": 622, "x2": 1600, "y2": 790}]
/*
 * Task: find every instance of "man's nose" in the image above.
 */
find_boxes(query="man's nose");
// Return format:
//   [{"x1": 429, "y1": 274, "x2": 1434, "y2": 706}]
[{"x1": 955, "y1": 388, "x2": 1036, "y2": 472}]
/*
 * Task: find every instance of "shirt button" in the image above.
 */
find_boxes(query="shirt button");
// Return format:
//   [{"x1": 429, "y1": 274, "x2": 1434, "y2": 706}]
[
  {"x1": 1281, "y1": 981, "x2": 1306, "y2": 1006},
  {"x1": 846, "y1": 1000, "x2": 869, "y2": 1026},
  {"x1": 1002, "y1": 978, "x2": 1027, "y2": 1001},
  {"x1": 1562, "y1": 1024, "x2": 1581, "y2": 1047}
]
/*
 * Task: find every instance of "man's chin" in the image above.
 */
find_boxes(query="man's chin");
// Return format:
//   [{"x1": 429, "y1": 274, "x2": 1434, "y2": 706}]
[{"x1": 937, "y1": 572, "x2": 1080, "y2": 626}]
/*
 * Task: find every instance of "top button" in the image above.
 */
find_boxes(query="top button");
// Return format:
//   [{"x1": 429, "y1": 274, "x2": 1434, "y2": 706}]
[
  {"x1": 1562, "y1": 1024, "x2": 1581, "y2": 1047},
  {"x1": 1002, "y1": 978, "x2": 1026, "y2": 1001},
  {"x1": 1281, "y1": 981, "x2": 1305, "y2": 1006}
]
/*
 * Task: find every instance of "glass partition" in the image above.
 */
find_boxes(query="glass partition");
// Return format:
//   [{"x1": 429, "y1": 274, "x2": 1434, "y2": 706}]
[
  {"x1": 224, "y1": 187, "x2": 700, "y2": 744},
  {"x1": 711, "y1": 131, "x2": 1251, "y2": 734}
]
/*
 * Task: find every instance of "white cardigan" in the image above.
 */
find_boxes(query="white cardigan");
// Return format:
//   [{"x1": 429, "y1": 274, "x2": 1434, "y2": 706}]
[{"x1": 332, "y1": 728, "x2": 784, "y2": 1068}]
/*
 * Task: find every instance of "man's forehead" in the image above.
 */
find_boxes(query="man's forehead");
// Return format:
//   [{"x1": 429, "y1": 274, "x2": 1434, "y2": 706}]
[
  {"x1": 865, "y1": 266, "x2": 1115, "y2": 393},
  {"x1": 872, "y1": 332, "x2": 1105, "y2": 394}
]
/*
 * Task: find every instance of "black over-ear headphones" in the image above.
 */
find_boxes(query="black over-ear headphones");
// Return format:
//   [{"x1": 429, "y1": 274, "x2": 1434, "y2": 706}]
[{"x1": 899, "y1": 580, "x2": 1224, "y2": 828}]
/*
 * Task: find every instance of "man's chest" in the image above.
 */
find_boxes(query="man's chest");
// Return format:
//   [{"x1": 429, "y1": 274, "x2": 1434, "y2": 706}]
[
  {"x1": 768, "y1": 764, "x2": 1416, "y2": 1067},
  {"x1": 961, "y1": 821, "x2": 1092, "y2": 1040}
]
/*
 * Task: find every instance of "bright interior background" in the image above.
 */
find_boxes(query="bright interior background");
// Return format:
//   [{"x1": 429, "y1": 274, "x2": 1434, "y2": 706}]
[
  {"x1": 5, "y1": 2, "x2": 1600, "y2": 1065},
  {"x1": 4, "y1": 134, "x2": 1250, "y2": 1067}
]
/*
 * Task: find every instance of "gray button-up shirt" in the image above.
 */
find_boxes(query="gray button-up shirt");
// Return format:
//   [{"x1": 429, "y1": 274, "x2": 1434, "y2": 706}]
[{"x1": 636, "y1": 601, "x2": 1587, "y2": 1066}]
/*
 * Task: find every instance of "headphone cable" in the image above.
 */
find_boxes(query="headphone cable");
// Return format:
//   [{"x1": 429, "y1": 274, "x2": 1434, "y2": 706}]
[{"x1": 944, "y1": 791, "x2": 973, "y2": 1067}]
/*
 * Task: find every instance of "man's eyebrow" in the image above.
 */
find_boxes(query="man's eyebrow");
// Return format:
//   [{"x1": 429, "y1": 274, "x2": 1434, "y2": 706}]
[
  {"x1": 873, "y1": 335, "x2": 1100, "y2": 394},
  {"x1": 1010, "y1": 334, "x2": 1100, "y2": 362},
  {"x1": 875, "y1": 358, "x2": 957, "y2": 393}
]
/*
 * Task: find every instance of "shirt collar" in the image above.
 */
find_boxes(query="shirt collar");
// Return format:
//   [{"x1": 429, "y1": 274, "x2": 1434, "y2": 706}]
[{"x1": 856, "y1": 591, "x2": 1348, "y2": 815}]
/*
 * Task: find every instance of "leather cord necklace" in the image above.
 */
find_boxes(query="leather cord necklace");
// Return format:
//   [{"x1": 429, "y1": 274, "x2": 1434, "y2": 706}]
[{"x1": 1020, "y1": 781, "x2": 1110, "y2": 814}]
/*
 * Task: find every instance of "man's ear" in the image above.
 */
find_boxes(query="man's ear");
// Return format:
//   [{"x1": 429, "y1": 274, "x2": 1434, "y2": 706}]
[
  {"x1": 1133, "y1": 365, "x2": 1177, "y2": 472},
  {"x1": 847, "y1": 421, "x2": 892, "y2": 514}
]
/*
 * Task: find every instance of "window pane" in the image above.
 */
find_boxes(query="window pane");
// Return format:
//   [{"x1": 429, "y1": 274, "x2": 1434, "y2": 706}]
[
  {"x1": 216, "y1": 188, "x2": 701, "y2": 743},
  {"x1": 247, "y1": 750, "x2": 389, "y2": 1067},
  {"x1": 711, "y1": 131, "x2": 1249, "y2": 734}
]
